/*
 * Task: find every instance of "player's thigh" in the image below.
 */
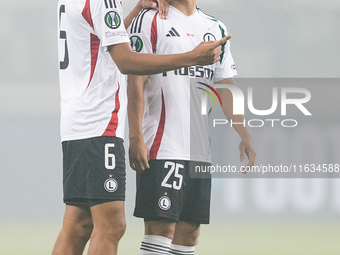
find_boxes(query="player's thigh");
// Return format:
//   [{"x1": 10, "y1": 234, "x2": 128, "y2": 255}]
[
  {"x1": 90, "y1": 201, "x2": 126, "y2": 237},
  {"x1": 134, "y1": 160, "x2": 187, "y2": 222},
  {"x1": 179, "y1": 162, "x2": 212, "y2": 225},
  {"x1": 62, "y1": 205, "x2": 93, "y2": 235},
  {"x1": 172, "y1": 221, "x2": 200, "y2": 246},
  {"x1": 144, "y1": 220, "x2": 176, "y2": 239},
  {"x1": 63, "y1": 136, "x2": 126, "y2": 203}
]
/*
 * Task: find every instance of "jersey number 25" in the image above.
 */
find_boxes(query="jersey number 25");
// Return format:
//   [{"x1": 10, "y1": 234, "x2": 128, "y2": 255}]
[{"x1": 161, "y1": 161, "x2": 183, "y2": 190}]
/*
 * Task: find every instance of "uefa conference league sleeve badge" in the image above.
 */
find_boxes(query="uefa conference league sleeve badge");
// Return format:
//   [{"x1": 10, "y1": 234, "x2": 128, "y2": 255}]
[
  {"x1": 104, "y1": 11, "x2": 121, "y2": 29},
  {"x1": 130, "y1": 36, "x2": 143, "y2": 52}
]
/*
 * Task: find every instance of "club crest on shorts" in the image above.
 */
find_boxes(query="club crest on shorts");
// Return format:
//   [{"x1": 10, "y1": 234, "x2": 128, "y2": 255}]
[
  {"x1": 158, "y1": 196, "x2": 171, "y2": 210},
  {"x1": 105, "y1": 11, "x2": 121, "y2": 29},
  {"x1": 104, "y1": 178, "x2": 118, "y2": 193}
]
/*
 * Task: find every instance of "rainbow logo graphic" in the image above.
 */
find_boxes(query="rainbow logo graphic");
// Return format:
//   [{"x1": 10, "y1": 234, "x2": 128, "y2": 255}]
[{"x1": 196, "y1": 82, "x2": 222, "y2": 106}]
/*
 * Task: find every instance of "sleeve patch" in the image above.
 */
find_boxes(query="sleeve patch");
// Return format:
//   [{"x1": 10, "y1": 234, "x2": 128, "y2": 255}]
[
  {"x1": 104, "y1": 11, "x2": 122, "y2": 29},
  {"x1": 130, "y1": 36, "x2": 144, "y2": 52}
]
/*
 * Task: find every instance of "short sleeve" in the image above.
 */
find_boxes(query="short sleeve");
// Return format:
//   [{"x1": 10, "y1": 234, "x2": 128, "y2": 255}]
[
  {"x1": 91, "y1": 0, "x2": 130, "y2": 48},
  {"x1": 127, "y1": 9, "x2": 156, "y2": 54},
  {"x1": 214, "y1": 22, "x2": 237, "y2": 82}
]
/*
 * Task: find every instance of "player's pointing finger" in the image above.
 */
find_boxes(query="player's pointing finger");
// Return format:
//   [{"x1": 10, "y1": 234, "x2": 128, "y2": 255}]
[{"x1": 215, "y1": 35, "x2": 232, "y2": 47}]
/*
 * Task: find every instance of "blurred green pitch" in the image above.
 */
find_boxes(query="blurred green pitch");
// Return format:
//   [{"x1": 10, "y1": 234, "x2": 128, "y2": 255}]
[{"x1": 1, "y1": 220, "x2": 340, "y2": 254}]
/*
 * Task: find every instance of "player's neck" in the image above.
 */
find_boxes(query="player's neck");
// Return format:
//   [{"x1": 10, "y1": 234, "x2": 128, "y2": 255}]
[{"x1": 171, "y1": 0, "x2": 197, "y2": 16}]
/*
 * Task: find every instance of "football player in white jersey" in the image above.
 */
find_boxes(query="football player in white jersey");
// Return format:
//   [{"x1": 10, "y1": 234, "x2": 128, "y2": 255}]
[
  {"x1": 53, "y1": 0, "x2": 231, "y2": 254},
  {"x1": 127, "y1": 0, "x2": 256, "y2": 254}
]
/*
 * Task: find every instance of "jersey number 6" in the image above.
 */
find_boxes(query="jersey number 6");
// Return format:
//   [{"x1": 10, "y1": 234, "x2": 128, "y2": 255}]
[
  {"x1": 161, "y1": 161, "x2": 184, "y2": 190},
  {"x1": 105, "y1": 144, "x2": 116, "y2": 170}
]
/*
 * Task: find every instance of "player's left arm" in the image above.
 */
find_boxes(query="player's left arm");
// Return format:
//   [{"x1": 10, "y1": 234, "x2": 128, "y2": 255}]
[
  {"x1": 124, "y1": 0, "x2": 170, "y2": 29},
  {"x1": 214, "y1": 22, "x2": 256, "y2": 173},
  {"x1": 216, "y1": 79, "x2": 256, "y2": 173}
]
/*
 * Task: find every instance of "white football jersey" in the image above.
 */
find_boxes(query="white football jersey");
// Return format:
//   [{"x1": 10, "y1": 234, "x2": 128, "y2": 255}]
[
  {"x1": 57, "y1": 0, "x2": 130, "y2": 142},
  {"x1": 128, "y1": 6, "x2": 237, "y2": 162}
]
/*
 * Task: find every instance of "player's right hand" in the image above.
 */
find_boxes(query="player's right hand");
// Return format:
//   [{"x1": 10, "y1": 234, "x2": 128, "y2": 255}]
[
  {"x1": 129, "y1": 138, "x2": 150, "y2": 171},
  {"x1": 141, "y1": 0, "x2": 170, "y2": 19},
  {"x1": 191, "y1": 35, "x2": 232, "y2": 66},
  {"x1": 239, "y1": 138, "x2": 256, "y2": 174}
]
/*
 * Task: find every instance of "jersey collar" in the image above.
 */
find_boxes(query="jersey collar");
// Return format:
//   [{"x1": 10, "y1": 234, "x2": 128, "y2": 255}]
[{"x1": 169, "y1": 5, "x2": 199, "y2": 19}]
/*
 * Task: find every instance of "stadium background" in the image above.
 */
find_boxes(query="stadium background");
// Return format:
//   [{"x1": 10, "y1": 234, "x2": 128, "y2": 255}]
[{"x1": 0, "y1": 0, "x2": 339, "y2": 254}]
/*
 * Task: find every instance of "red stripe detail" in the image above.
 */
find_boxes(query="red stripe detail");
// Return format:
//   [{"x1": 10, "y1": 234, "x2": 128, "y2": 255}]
[
  {"x1": 198, "y1": 82, "x2": 223, "y2": 106},
  {"x1": 103, "y1": 82, "x2": 121, "y2": 137},
  {"x1": 150, "y1": 12, "x2": 158, "y2": 53},
  {"x1": 150, "y1": 90, "x2": 166, "y2": 159},
  {"x1": 86, "y1": 33, "x2": 100, "y2": 91},
  {"x1": 82, "y1": 0, "x2": 94, "y2": 29}
]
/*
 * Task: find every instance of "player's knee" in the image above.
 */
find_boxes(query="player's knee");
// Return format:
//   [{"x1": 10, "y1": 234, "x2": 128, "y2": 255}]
[
  {"x1": 73, "y1": 219, "x2": 93, "y2": 241},
  {"x1": 96, "y1": 219, "x2": 126, "y2": 241},
  {"x1": 187, "y1": 229, "x2": 200, "y2": 245},
  {"x1": 180, "y1": 231, "x2": 200, "y2": 245},
  {"x1": 79, "y1": 221, "x2": 94, "y2": 241},
  {"x1": 145, "y1": 221, "x2": 176, "y2": 239},
  {"x1": 173, "y1": 222, "x2": 200, "y2": 246},
  {"x1": 112, "y1": 220, "x2": 126, "y2": 241},
  {"x1": 61, "y1": 218, "x2": 93, "y2": 242}
]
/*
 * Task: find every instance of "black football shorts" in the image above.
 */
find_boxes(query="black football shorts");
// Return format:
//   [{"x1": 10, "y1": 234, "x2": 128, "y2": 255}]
[
  {"x1": 134, "y1": 160, "x2": 211, "y2": 224},
  {"x1": 62, "y1": 136, "x2": 125, "y2": 207}
]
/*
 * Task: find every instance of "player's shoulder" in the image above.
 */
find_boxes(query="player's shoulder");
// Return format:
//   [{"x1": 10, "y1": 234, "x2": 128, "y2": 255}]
[
  {"x1": 129, "y1": 8, "x2": 158, "y2": 35},
  {"x1": 61, "y1": 0, "x2": 86, "y2": 12},
  {"x1": 196, "y1": 7, "x2": 227, "y2": 29},
  {"x1": 65, "y1": 0, "x2": 108, "y2": 14}
]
